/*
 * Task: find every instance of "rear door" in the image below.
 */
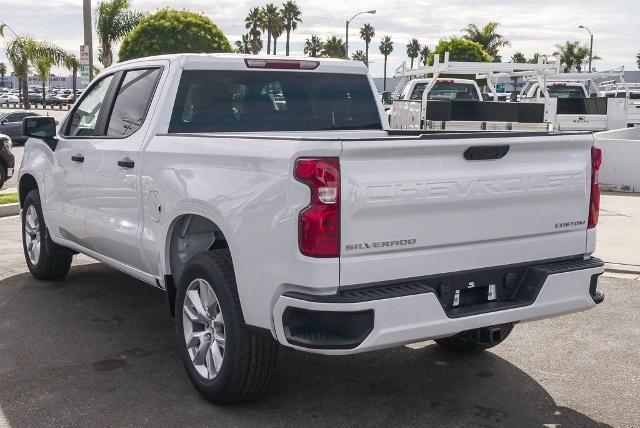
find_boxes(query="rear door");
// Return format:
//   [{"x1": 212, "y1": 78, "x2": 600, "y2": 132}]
[
  {"x1": 339, "y1": 133, "x2": 593, "y2": 286},
  {"x1": 83, "y1": 66, "x2": 164, "y2": 272}
]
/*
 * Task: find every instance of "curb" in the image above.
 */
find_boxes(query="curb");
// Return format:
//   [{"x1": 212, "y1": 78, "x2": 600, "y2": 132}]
[
  {"x1": 0, "y1": 203, "x2": 19, "y2": 218},
  {"x1": 604, "y1": 264, "x2": 640, "y2": 276}
]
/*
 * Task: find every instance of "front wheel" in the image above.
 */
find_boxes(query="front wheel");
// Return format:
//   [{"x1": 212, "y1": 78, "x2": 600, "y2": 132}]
[
  {"x1": 21, "y1": 189, "x2": 73, "y2": 280},
  {"x1": 435, "y1": 323, "x2": 515, "y2": 353},
  {"x1": 175, "y1": 250, "x2": 278, "y2": 404}
]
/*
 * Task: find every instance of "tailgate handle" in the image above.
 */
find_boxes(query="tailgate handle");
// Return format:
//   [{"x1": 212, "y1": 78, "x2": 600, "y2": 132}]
[{"x1": 464, "y1": 145, "x2": 510, "y2": 161}]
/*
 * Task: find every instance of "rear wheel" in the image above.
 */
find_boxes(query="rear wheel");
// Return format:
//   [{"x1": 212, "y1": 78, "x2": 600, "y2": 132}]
[
  {"x1": 0, "y1": 165, "x2": 6, "y2": 189},
  {"x1": 175, "y1": 250, "x2": 278, "y2": 404},
  {"x1": 21, "y1": 189, "x2": 73, "y2": 280},
  {"x1": 435, "y1": 323, "x2": 515, "y2": 353}
]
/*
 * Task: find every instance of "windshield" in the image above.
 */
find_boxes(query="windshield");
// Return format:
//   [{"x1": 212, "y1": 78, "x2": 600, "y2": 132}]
[
  {"x1": 410, "y1": 82, "x2": 480, "y2": 101},
  {"x1": 169, "y1": 70, "x2": 382, "y2": 133}
]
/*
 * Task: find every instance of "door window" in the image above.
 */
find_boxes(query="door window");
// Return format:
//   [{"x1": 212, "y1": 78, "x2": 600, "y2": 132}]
[
  {"x1": 65, "y1": 74, "x2": 114, "y2": 137},
  {"x1": 106, "y1": 68, "x2": 161, "y2": 137}
]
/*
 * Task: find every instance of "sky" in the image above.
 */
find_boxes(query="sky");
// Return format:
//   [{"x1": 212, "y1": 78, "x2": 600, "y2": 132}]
[{"x1": 0, "y1": 0, "x2": 638, "y2": 78}]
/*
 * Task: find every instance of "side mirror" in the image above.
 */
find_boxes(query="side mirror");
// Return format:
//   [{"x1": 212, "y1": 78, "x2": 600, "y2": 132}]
[
  {"x1": 0, "y1": 119, "x2": 6, "y2": 125},
  {"x1": 23, "y1": 116, "x2": 57, "y2": 150}
]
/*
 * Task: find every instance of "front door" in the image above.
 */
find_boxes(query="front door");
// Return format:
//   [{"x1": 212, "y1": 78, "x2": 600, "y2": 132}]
[
  {"x1": 46, "y1": 73, "x2": 115, "y2": 248},
  {"x1": 83, "y1": 67, "x2": 163, "y2": 272}
]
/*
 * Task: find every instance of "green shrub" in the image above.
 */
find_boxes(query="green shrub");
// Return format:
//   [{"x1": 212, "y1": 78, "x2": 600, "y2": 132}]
[{"x1": 119, "y1": 9, "x2": 232, "y2": 61}]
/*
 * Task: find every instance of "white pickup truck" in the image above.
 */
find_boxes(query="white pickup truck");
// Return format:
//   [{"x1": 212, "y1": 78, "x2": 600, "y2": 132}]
[{"x1": 18, "y1": 54, "x2": 605, "y2": 403}]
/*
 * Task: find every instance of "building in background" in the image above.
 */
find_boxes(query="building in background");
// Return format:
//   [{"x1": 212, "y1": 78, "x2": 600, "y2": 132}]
[{"x1": 0, "y1": 75, "x2": 84, "y2": 89}]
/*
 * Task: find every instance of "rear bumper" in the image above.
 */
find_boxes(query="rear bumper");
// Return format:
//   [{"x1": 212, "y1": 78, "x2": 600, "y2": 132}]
[{"x1": 273, "y1": 257, "x2": 604, "y2": 355}]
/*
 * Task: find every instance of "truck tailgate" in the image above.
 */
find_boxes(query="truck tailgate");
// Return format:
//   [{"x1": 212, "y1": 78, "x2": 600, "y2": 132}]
[{"x1": 339, "y1": 133, "x2": 593, "y2": 286}]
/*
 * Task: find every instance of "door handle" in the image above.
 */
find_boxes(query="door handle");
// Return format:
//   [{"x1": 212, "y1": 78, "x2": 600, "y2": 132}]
[
  {"x1": 117, "y1": 158, "x2": 135, "y2": 168},
  {"x1": 71, "y1": 154, "x2": 84, "y2": 163}
]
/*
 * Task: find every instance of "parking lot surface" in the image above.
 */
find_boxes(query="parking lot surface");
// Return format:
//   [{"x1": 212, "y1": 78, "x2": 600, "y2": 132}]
[{"x1": 0, "y1": 214, "x2": 638, "y2": 427}]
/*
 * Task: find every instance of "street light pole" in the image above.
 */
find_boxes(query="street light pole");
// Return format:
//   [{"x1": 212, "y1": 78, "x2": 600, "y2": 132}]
[
  {"x1": 578, "y1": 25, "x2": 593, "y2": 72},
  {"x1": 83, "y1": 0, "x2": 94, "y2": 80},
  {"x1": 345, "y1": 10, "x2": 376, "y2": 60}
]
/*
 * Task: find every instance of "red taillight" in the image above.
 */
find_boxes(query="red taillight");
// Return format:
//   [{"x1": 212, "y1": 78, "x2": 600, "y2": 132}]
[
  {"x1": 294, "y1": 158, "x2": 340, "y2": 257},
  {"x1": 588, "y1": 146, "x2": 602, "y2": 228},
  {"x1": 244, "y1": 58, "x2": 320, "y2": 70}
]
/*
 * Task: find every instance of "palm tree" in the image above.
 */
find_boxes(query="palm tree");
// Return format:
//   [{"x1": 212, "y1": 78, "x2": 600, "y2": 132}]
[
  {"x1": 322, "y1": 36, "x2": 345, "y2": 58},
  {"x1": 419, "y1": 45, "x2": 431, "y2": 66},
  {"x1": 0, "y1": 63, "x2": 6, "y2": 88},
  {"x1": 281, "y1": 1, "x2": 301, "y2": 56},
  {"x1": 235, "y1": 34, "x2": 252, "y2": 54},
  {"x1": 271, "y1": 12, "x2": 285, "y2": 55},
  {"x1": 462, "y1": 22, "x2": 510, "y2": 61},
  {"x1": 95, "y1": 0, "x2": 145, "y2": 68},
  {"x1": 510, "y1": 52, "x2": 527, "y2": 63},
  {"x1": 379, "y1": 36, "x2": 393, "y2": 91},
  {"x1": 359, "y1": 23, "x2": 375, "y2": 67},
  {"x1": 34, "y1": 56, "x2": 53, "y2": 104},
  {"x1": 406, "y1": 38, "x2": 420, "y2": 68},
  {"x1": 351, "y1": 50, "x2": 366, "y2": 63},
  {"x1": 261, "y1": 3, "x2": 280, "y2": 55},
  {"x1": 6, "y1": 36, "x2": 67, "y2": 109},
  {"x1": 528, "y1": 52, "x2": 542, "y2": 64},
  {"x1": 555, "y1": 41, "x2": 590, "y2": 72},
  {"x1": 245, "y1": 7, "x2": 264, "y2": 54},
  {"x1": 63, "y1": 54, "x2": 80, "y2": 100},
  {"x1": 304, "y1": 35, "x2": 323, "y2": 57},
  {"x1": 637, "y1": 53, "x2": 640, "y2": 70}
]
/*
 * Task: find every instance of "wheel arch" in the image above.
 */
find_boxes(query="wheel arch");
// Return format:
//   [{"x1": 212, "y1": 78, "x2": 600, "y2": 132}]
[
  {"x1": 19, "y1": 174, "x2": 39, "y2": 207},
  {"x1": 164, "y1": 213, "x2": 231, "y2": 317}
]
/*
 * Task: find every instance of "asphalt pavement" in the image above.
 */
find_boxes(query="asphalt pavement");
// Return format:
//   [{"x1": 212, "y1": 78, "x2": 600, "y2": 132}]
[{"x1": 0, "y1": 214, "x2": 638, "y2": 427}]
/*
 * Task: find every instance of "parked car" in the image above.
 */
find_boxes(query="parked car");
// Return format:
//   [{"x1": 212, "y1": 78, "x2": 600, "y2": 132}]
[
  {"x1": 0, "y1": 94, "x2": 20, "y2": 103},
  {"x1": 0, "y1": 111, "x2": 41, "y2": 144},
  {"x1": 0, "y1": 133, "x2": 14, "y2": 189},
  {"x1": 18, "y1": 54, "x2": 605, "y2": 404}
]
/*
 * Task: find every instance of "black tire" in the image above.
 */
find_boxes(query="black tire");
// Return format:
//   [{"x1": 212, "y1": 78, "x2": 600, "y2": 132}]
[
  {"x1": 175, "y1": 250, "x2": 278, "y2": 404},
  {"x1": 21, "y1": 189, "x2": 73, "y2": 280},
  {"x1": 0, "y1": 165, "x2": 6, "y2": 189},
  {"x1": 435, "y1": 323, "x2": 515, "y2": 353}
]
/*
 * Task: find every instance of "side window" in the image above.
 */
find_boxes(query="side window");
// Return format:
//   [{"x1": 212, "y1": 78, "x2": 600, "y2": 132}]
[
  {"x1": 65, "y1": 74, "x2": 114, "y2": 137},
  {"x1": 5, "y1": 113, "x2": 21, "y2": 122},
  {"x1": 106, "y1": 68, "x2": 161, "y2": 137}
]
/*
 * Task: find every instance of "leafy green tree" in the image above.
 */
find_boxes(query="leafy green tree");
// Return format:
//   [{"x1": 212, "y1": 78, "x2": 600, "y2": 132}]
[
  {"x1": 359, "y1": 23, "x2": 375, "y2": 67},
  {"x1": 95, "y1": 0, "x2": 145, "y2": 67},
  {"x1": 419, "y1": 45, "x2": 431, "y2": 66},
  {"x1": 554, "y1": 41, "x2": 590, "y2": 72},
  {"x1": 235, "y1": 34, "x2": 252, "y2": 54},
  {"x1": 323, "y1": 36, "x2": 345, "y2": 58},
  {"x1": 0, "y1": 63, "x2": 6, "y2": 88},
  {"x1": 637, "y1": 53, "x2": 640, "y2": 69},
  {"x1": 261, "y1": 3, "x2": 279, "y2": 55},
  {"x1": 406, "y1": 38, "x2": 420, "y2": 68},
  {"x1": 351, "y1": 50, "x2": 366, "y2": 63},
  {"x1": 510, "y1": 52, "x2": 527, "y2": 63},
  {"x1": 462, "y1": 22, "x2": 510, "y2": 61},
  {"x1": 245, "y1": 7, "x2": 264, "y2": 54},
  {"x1": 379, "y1": 36, "x2": 393, "y2": 91},
  {"x1": 119, "y1": 9, "x2": 232, "y2": 61},
  {"x1": 304, "y1": 35, "x2": 323, "y2": 57},
  {"x1": 6, "y1": 36, "x2": 66, "y2": 109},
  {"x1": 63, "y1": 54, "x2": 80, "y2": 99},
  {"x1": 281, "y1": 1, "x2": 302, "y2": 56},
  {"x1": 431, "y1": 37, "x2": 492, "y2": 63},
  {"x1": 271, "y1": 12, "x2": 285, "y2": 55}
]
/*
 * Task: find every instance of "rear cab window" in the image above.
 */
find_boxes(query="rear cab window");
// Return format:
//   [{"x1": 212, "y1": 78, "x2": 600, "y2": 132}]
[
  {"x1": 410, "y1": 82, "x2": 480, "y2": 101},
  {"x1": 169, "y1": 70, "x2": 382, "y2": 133}
]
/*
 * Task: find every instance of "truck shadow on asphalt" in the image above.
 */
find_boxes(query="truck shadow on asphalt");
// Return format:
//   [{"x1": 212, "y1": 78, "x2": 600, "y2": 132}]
[{"x1": 0, "y1": 263, "x2": 611, "y2": 427}]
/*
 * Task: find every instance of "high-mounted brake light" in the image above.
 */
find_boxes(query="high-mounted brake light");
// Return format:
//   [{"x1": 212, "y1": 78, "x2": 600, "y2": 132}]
[
  {"x1": 244, "y1": 59, "x2": 320, "y2": 70},
  {"x1": 552, "y1": 83, "x2": 567, "y2": 87},
  {"x1": 294, "y1": 158, "x2": 340, "y2": 257},
  {"x1": 436, "y1": 79, "x2": 455, "y2": 84},
  {"x1": 588, "y1": 146, "x2": 602, "y2": 229}
]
